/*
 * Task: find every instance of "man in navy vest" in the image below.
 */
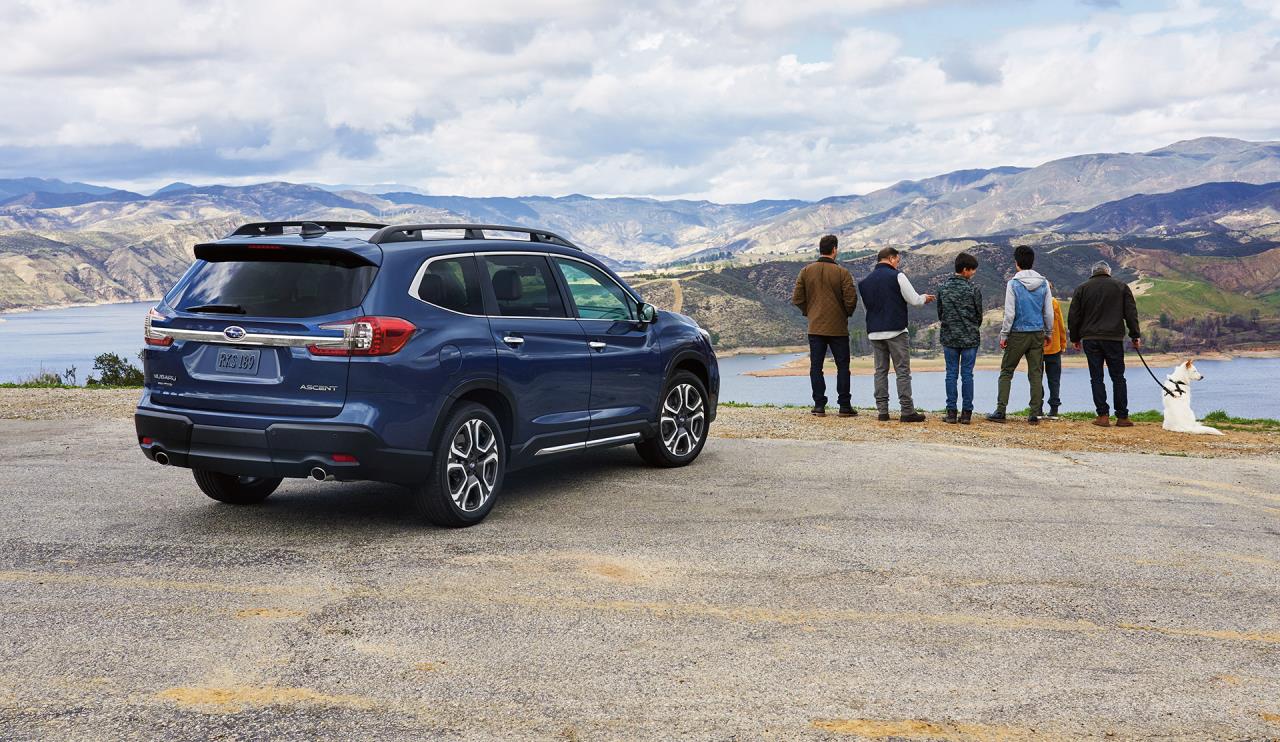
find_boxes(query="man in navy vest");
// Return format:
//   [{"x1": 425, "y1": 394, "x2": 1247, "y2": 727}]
[
  {"x1": 857, "y1": 247, "x2": 934, "y2": 422},
  {"x1": 987, "y1": 245, "x2": 1055, "y2": 425}
]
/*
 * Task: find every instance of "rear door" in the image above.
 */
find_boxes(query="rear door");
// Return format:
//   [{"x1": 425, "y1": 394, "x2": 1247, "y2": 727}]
[
  {"x1": 145, "y1": 247, "x2": 377, "y2": 418},
  {"x1": 477, "y1": 253, "x2": 592, "y2": 454}
]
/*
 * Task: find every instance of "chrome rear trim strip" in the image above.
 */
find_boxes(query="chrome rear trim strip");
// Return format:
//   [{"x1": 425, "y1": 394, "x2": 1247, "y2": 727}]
[
  {"x1": 154, "y1": 327, "x2": 336, "y2": 348},
  {"x1": 533, "y1": 432, "x2": 642, "y2": 456}
]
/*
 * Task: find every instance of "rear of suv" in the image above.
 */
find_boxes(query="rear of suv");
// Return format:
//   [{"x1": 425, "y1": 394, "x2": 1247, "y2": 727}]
[{"x1": 135, "y1": 221, "x2": 718, "y2": 527}]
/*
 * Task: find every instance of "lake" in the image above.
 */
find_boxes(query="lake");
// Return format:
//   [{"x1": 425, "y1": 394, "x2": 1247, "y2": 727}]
[
  {"x1": 0, "y1": 302, "x2": 152, "y2": 384},
  {"x1": 719, "y1": 352, "x2": 1280, "y2": 419},
  {"x1": 1, "y1": 302, "x2": 1276, "y2": 419}
]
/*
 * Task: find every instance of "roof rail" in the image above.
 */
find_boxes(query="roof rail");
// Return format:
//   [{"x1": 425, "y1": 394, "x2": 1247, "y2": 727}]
[
  {"x1": 228, "y1": 221, "x2": 388, "y2": 238},
  {"x1": 368, "y1": 223, "x2": 580, "y2": 250}
]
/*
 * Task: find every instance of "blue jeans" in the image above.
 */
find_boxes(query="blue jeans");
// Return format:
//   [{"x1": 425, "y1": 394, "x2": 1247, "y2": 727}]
[{"x1": 943, "y1": 346, "x2": 977, "y2": 412}]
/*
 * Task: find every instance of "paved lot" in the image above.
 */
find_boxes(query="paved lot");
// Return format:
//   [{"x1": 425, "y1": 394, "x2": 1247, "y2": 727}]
[{"x1": 1, "y1": 419, "x2": 1278, "y2": 740}]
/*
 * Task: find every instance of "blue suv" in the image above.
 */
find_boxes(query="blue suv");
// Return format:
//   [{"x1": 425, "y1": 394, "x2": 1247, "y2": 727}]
[{"x1": 135, "y1": 221, "x2": 718, "y2": 527}]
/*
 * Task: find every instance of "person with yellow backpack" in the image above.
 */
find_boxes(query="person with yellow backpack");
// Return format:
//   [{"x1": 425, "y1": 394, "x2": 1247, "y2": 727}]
[{"x1": 1042, "y1": 295, "x2": 1068, "y2": 420}]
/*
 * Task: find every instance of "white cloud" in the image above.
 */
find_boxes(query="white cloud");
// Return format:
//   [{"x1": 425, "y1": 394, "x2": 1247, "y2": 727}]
[{"x1": 0, "y1": 0, "x2": 1277, "y2": 200}]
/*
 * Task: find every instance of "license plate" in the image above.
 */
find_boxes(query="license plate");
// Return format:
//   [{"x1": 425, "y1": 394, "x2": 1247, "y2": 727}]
[{"x1": 215, "y1": 348, "x2": 260, "y2": 376}]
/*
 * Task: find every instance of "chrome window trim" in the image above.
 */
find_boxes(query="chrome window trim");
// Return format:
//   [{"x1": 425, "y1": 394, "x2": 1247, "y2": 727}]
[
  {"x1": 407, "y1": 250, "x2": 644, "y2": 321},
  {"x1": 151, "y1": 327, "x2": 337, "y2": 348},
  {"x1": 406, "y1": 252, "x2": 488, "y2": 318}
]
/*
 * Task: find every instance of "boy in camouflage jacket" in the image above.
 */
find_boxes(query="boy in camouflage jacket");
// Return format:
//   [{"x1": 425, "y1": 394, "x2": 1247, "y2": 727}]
[{"x1": 936, "y1": 252, "x2": 983, "y2": 424}]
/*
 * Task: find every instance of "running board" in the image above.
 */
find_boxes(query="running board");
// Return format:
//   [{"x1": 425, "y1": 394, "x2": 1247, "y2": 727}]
[{"x1": 533, "y1": 433, "x2": 642, "y2": 456}]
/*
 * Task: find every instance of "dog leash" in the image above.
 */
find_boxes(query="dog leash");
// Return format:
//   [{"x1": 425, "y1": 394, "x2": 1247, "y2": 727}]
[{"x1": 1134, "y1": 345, "x2": 1185, "y2": 398}]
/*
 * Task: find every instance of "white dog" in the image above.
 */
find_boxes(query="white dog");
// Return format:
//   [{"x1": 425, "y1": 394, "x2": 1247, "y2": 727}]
[{"x1": 1160, "y1": 360, "x2": 1223, "y2": 435}]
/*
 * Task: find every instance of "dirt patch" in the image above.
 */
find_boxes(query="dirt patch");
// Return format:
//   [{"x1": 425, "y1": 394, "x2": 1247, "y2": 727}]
[
  {"x1": 155, "y1": 685, "x2": 376, "y2": 713},
  {"x1": 712, "y1": 406, "x2": 1280, "y2": 458},
  {"x1": 234, "y1": 607, "x2": 306, "y2": 620},
  {"x1": 449, "y1": 551, "x2": 675, "y2": 585},
  {"x1": 0, "y1": 388, "x2": 137, "y2": 420},
  {"x1": 811, "y1": 718, "x2": 1043, "y2": 740}
]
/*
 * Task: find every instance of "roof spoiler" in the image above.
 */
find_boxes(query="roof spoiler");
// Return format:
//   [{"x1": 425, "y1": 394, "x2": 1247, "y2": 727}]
[
  {"x1": 227, "y1": 221, "x2": 388, "y2": 238},
  {"x1": 369, "y1": 223, "x2": 580, "y2": 249}
]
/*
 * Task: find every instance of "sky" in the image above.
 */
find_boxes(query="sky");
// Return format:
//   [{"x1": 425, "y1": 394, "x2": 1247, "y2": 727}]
[{"x1": 1, "y1": 0, "x2": 1278, "y2": 202}]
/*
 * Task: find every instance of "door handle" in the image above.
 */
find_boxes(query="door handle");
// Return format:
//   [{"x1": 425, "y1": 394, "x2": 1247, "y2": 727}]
[
  {"x1": 502, "y1": 335, "x2": 525, "y2": 346},
  {"x1": 588, "y1": 341, "x2": 607, "y2": 351}
]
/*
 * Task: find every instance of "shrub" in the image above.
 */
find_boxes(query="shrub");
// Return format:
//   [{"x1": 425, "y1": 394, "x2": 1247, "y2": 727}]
[{"x1": 86, "y1": 352, "x2": 144, "y2": 387}]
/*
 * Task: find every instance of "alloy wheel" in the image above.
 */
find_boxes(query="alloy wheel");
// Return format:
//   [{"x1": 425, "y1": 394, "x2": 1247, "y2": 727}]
[
  {"x1": 660, "y1": 383, "x2": 705, "y2": 457},
  {"x1": 446, "y1": 418, "x2": 500, "y2": 512}
]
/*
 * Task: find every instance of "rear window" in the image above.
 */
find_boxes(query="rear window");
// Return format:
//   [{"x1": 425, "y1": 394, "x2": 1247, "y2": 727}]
[{"x1": 173, "y1": 257, "x2": 377, "y2": 318}]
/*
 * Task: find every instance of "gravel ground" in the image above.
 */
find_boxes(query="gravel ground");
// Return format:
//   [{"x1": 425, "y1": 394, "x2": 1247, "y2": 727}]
[
  {"x1": 1, "y1": 419, "x2": 1278, "y2": 740},
  {"x1": 3, "y1": 388, "x2": 1276, "y2": 458},
  {"x1": 0, "y1": 391, "x2": 1279, "y2": 739}
]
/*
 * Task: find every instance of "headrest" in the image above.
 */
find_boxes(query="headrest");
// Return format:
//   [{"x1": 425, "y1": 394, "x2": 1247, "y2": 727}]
[
  {"x1": 492, "y1": 268, "x2": 522, "y2": 302},
  {"x1": 418, "y1": 273, "x2": 445, "y2": 304}
]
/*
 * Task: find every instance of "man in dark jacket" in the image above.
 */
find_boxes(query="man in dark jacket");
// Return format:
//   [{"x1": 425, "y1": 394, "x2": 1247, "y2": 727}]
[
  {"x1": 858, "y1": 247, "x2": 934, "y2": 422},
  {"x1": 936, "y1": 251, "x2": 982, "y2": 424},
  {"x1": 792, "y1": 234, "x2": 858, "y2": 416},
  {"x1": 1068, "y1": 260, "x2": 1142, "y2": 428}
]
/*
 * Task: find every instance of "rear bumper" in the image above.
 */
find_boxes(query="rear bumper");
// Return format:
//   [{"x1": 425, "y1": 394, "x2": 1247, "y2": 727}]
[{"x1": 135, "y1": 408, "x2": 430, "y2": 483}]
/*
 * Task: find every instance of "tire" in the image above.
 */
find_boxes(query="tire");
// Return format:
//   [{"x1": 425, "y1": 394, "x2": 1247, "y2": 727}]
[
  {"x1": 413, "y1": 402, "x2": 505, "y2": 527},
  {"x1": 636, "y1": 371, "x2": 710, "y2": 468},
  {"x1": 192, "y1": 469, "x2": 282, "y2": 505}
]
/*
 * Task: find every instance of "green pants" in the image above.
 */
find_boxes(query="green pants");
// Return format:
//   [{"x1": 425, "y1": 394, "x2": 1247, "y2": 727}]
[{"x1": 996, "y1": 331, "x2": 1045, "y2": 415}]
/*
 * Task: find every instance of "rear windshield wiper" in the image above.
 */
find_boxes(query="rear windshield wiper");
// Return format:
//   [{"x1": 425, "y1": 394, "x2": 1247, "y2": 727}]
[{"x1": 185, "y1": 303, "x2": 247, "y2": 314}]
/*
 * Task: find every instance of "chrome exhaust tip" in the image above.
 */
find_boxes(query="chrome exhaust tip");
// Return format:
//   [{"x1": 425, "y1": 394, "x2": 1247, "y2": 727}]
[
  {"x1": 154, "y1": 451, "x2": 170, "y2": 466},
  {"x1": 310, "y1": 467, "x2": 334, "y2": 482}
]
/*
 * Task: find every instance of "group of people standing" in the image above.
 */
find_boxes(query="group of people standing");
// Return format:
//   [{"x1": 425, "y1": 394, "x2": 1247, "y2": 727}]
[{"x1": 790, "y1": 235, "x2": 1143, "y2": 426}]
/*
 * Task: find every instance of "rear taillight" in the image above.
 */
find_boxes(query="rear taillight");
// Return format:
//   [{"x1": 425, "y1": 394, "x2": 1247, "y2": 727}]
[
  {"x1": 308, "y1": 316, "x2": 416, "y2": 356},
  {"x1": 144, "y1": 307, "x2": 173, "y2": 347}
]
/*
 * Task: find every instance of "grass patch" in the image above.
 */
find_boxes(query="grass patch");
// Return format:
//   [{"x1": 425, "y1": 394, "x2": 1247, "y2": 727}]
[
  {"x1": 1202, "y1": 410, "x2": 1280, "y2": 431},
  {"x1": 0, "y1": 371, "x2": 72, "y2": 388},
  {"x1": 720, "y1": 401, "x2": 807, "y2": 409}
]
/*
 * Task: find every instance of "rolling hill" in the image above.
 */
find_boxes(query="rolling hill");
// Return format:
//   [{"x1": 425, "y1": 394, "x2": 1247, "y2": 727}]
[{"x1": 1, "y1": 137, "x2": 1277, "y2": 353}]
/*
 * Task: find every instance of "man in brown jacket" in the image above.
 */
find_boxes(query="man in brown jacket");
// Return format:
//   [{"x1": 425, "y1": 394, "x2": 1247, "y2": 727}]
[{"x1": 792, "y1": 234, "x2": 859, "y2": 416}]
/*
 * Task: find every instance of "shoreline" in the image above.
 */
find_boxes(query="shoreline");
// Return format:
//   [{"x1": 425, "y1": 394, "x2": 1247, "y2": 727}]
[
  {"x1": 0, "y1": 297, "x2": 160, "y2": 316},
  {"x1": 744, "y1": 347, "x2": 1280, "y2": 377}
]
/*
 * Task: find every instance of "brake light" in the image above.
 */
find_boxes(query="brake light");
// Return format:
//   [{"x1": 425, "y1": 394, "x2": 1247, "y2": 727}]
[
  {"x1": 308, "y1": 316, "x2": 416, "y2": 356},
  {"x1": 144, "y1": 307, "x2": 173, "y2": 346}
]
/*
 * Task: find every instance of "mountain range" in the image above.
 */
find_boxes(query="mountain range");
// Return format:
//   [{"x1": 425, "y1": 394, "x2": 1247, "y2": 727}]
[{"x1": 1, "y1": 137, "x2": 1278, "y2": 351}]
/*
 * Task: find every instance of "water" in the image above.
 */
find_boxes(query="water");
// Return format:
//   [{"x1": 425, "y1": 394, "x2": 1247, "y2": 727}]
[
  {"x1": 1, "y1": 303, "x2": 1276, "y2": 418},
  {"x1": 718, "y1": 352, "x2": 1280, "y2": 419},
  {"x1": 0, "y1": 302, "x2": 150, "y2": 384}
]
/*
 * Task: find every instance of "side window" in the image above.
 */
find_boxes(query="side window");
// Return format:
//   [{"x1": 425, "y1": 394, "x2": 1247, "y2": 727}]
[
  {"x1": 479, "y1": 254, "x2": 567, "y2": 318},
  {"x1": 553, "y1": 258, "x2": 636, "y2": 321},
  {"x1": 416, "y1": 256, "x2": 484, "y2": 315}
]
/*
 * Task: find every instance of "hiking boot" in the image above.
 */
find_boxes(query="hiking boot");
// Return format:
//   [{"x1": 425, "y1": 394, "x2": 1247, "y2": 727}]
[
  {"x1": 900, "y1": 412, "x2": 927, "y2": 423},
  {"x1": 944, "y1": 409, "x2": 958, "y2": 424},
  {"x1": 1028, "y1": 415, "x2": 1040, "y2": 426},
  {"x1": 1092, "y1": 415, "x2": 1111, "y2": 428},
  {"x1": 877, "y1": 412, "x2": 890, "y2": 422},
  {"x1": 1047, "y1": 406, "x2": 1060, "y2": 420},
  {"x1": 811, "y1": 406, "x2": 826, "y2": 417},
  {"x1": 959, "y1": 410, "x2": 972, "y2": 425},
  {"x1": 1115, "y1": 417, "x2": 1134, "y2": 428},
  {"x1": 838, "y1": 406, "x2": 857, "y2": 417},
  {"x1": 986, "y1": 411, "x2": 1007, "y2": 423}
]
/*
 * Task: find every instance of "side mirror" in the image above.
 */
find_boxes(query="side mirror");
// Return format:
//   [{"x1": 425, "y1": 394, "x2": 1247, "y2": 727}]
[{"x1": 637, "y1": 302, "x2": 658, "y2": 324}]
